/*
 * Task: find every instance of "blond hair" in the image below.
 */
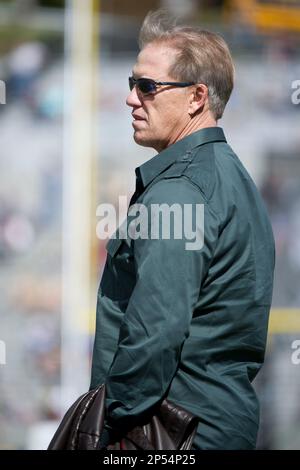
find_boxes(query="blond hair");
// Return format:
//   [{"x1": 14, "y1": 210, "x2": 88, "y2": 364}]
[{"x1": 139, "y1": 10, "x2": 235, "y2": 120}]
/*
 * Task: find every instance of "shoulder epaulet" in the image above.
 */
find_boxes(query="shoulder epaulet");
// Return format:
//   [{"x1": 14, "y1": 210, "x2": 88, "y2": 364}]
[{"x1": 161, "y1": 150, "x2": 195, "y2": 179}]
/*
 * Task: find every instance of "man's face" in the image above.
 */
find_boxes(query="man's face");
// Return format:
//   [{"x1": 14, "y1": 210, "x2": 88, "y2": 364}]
[{"x1": 126, "y1": 43, "x2": 192, "y2": 152}]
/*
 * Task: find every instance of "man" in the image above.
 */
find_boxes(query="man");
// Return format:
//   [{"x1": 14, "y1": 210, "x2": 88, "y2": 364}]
[{"x1": 90, "y1": 10, "x2": 275, "y2": 450}]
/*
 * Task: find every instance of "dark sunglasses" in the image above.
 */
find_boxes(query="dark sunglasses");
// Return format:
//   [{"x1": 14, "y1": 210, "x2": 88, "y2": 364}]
[{"x1": 129, "y1": 76, "x2": 195, "y2": 95}]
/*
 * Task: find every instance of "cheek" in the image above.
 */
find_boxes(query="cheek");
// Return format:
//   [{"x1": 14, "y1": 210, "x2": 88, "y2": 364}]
[
  {"x1": 145, "y1": 96, "x2": 187, "y2": 131},
  {"x1": 150, "y1": 103, "x2": 176, "y2": 124},
  {"x1": 161, "y1": 103, "x2": 185, "y2": 128}
]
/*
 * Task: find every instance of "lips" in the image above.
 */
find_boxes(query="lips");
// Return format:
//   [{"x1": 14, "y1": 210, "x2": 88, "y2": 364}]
[
  {"x1": 132, "y1": 114, "x2": 146, "y2": 130},
  {"x1": 132, "y1": 113, "x2": 145, "y2": 121},
  {"x1": 132, "y1": 119, "x2": 146, "y2": 130}
]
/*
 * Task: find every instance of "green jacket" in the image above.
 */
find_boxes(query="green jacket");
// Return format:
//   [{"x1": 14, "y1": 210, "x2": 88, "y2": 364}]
[{"x1": 90, "y1": 127, "x2": 275, "y2": 449}]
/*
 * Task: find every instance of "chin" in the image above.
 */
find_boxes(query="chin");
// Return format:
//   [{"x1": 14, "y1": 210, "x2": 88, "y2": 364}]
[
  {"x1": 133, "y1": 131, "x2": 164, "y2": 152},
  {"x1": 133, "y1": 131, "x2": 153, "y2": 148}
]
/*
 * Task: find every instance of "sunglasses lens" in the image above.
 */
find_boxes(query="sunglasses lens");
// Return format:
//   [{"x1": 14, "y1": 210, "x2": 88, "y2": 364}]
[
  {"x1": 128, "y1": 77, "x2": 157, "y2": 95},
  {"x1": 129, "y1": 77, "x2": 135, "y2": 91},
  {"x1": 138, "y1": 79, "x2": 156, "y2": 94}
]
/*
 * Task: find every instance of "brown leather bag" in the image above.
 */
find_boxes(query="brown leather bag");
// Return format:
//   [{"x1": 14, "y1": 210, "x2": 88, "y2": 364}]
[{"x1": 48, "y1": 383, "x2": 198, "y2": 450}]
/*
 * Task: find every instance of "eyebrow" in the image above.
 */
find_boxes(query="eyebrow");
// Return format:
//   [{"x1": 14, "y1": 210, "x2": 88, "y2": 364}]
[
  {"x1": 131, "y1": 69, "x2": 151, "y2": 80},
  {"x1": 131, "y1": 73, "x2": 154, "y2": 80}
]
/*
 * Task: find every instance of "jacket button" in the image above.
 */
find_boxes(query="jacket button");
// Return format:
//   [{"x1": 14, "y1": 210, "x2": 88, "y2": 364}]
[{"x1": 182, "y1": 151, "x2": 192, "y2": 161}]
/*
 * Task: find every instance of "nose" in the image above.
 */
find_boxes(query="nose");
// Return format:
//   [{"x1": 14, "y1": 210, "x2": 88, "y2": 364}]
[{"x1": 126, "y1": 86, "x2": 142, "y2": 108}]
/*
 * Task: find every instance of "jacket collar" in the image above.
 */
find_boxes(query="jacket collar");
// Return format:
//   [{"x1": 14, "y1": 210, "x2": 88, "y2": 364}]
[{"x1": 136, "y1": 126, "x2": 226, "y2": 189}]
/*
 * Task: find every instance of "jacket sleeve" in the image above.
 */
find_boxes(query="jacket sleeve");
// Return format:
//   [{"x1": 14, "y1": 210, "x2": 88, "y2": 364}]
[{"x1": 104, "y1": 178, "x2": 219, "y2": 432}]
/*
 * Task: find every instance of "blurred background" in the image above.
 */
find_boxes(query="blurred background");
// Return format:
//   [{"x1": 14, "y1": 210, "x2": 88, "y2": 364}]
[{"x1": 0, "y1": 0, "x2": 299, "y2": 450}]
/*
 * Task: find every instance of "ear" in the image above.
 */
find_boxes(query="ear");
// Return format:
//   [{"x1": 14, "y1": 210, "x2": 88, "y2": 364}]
[{"x1": 188, "y1": 84, "x2": 208, "y2": 116}]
